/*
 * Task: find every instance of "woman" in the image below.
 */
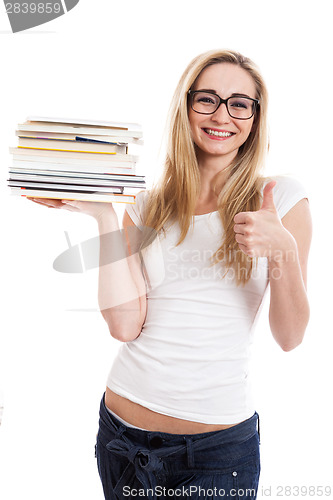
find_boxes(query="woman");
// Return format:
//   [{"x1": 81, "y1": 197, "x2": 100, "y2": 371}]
[{"x1": 29, "y1": 49, "x2": 311, "y2": 499}]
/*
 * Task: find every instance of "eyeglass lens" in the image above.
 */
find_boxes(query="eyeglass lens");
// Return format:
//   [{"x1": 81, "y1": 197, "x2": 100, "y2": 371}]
[{"x1": 191, "y1": 92, "x2": 255, "y2": 119}]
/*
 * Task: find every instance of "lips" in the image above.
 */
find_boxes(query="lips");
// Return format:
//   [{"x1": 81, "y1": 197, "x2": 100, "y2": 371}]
[{"x1": 202, "y1": 128, "x2": 235, "y2": 139}]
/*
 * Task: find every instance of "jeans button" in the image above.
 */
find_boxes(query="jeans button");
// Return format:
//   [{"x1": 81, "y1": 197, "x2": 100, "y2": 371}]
[{"x1": 149, "y1": 435, "x2": 164, "y2": 447}]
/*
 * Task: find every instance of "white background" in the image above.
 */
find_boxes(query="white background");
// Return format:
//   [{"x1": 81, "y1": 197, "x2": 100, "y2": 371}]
[{"x1": 0, "y1": 0, "x2": 332, "y2": 498}]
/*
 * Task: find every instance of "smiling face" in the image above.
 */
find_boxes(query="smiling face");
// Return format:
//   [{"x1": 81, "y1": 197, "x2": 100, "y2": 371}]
[{"x1": 188, "y1": 62, "x2": 258, "y2": 166}]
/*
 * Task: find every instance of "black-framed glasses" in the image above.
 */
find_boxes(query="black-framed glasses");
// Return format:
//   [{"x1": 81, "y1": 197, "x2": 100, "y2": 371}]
[{"x1": 188, "y1": 90, "x2": 259, "y2": 120}]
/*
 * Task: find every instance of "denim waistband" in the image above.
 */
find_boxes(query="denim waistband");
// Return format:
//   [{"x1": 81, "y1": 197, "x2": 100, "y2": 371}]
[{"x1": 97, "y1": 392, "x2": 260, "y2": 500}]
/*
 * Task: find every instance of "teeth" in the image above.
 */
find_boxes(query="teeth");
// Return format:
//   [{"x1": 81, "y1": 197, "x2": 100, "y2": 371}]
[{"x1": 205, "y1": 129, "x2": 232, "y2": 137}]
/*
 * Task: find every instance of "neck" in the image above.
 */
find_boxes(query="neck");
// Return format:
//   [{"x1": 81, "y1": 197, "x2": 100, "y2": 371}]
[{"x1": 196, "y1": 149, "x2": 237, "y2": 199}]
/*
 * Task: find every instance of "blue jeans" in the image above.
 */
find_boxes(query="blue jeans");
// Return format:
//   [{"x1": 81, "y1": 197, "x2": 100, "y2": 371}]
[{"x1": 95, "y1": 392, "x2": 261, "y2": 499}]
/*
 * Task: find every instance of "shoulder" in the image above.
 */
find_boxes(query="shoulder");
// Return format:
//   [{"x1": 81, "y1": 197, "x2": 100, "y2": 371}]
[
  {"x1": 262, "y1": 175, "x2": 309, "y2": 219},
  {"x1": 124, "y1": 189, "x2": 150, "y2": 228},
  {"x1": 129, "y1": 188, "x2": 150, "y2": 207}
]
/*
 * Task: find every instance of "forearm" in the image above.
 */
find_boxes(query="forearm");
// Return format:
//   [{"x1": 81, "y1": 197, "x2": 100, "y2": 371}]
[
  {"x1": 96, "y1": 211, "x2": 146, "y2": 342},
  {"x1": 268, "y1": 240, "x2": 310, "y2": 351}
]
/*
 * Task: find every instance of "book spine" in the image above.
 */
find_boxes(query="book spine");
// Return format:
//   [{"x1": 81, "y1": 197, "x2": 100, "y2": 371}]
[
  {"x1": 18, "y1": 123, "x2": 143, "y2": 138},
  {"x1": 10, "y1": 147, "x2": 138, "y2": 162},
  {"x1": 17, "y1": 138, "x2": 127, "y2": 154},
  {"x1": 12, "y1": 160, "x2": 136, "y2": 175},
  {"x1": 10, "y1": 188, "x2": 136, "y2": 204}
]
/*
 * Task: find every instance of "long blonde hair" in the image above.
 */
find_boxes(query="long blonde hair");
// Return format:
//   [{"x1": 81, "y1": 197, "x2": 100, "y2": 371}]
[{"x1": 140, "y1": 49, "x2": 269, "y2": 286}]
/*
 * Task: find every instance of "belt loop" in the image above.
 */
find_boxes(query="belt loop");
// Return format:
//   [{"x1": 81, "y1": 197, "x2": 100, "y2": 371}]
[
  {"x1": 115, "y1": 425, "x2": 126, "y2": 440},
  {"x1": 184, "y1": 437, "x2": 194, "y2": 468},
  {"x1": 257, "y1": 412, "x2": 261, "y2": 444}
]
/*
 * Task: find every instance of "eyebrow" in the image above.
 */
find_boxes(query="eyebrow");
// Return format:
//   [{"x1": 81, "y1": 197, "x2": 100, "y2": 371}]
[{"x1": 196, "y1": 89, "x2": 252, "y2": 98}]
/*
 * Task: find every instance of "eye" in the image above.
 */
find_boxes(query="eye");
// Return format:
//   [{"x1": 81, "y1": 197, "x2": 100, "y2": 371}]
[
  {"x1": 229, "y1": 98, "x2": 251, "y2": 109},
  {"x1": 197, "y1": 96, "x2": 215, "y2": 104},
  {"x1": 193, "y1": 92, "x2": 218, "y2": 105}
]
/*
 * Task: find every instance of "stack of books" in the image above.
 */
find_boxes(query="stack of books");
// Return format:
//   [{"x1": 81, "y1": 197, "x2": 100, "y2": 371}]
[{"x1": 8, "y1": 116, "x2": 146, "y2": 203}]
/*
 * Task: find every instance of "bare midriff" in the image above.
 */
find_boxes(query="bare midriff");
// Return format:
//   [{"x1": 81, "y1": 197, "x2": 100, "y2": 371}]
[{"x1": 105, "y1": 387, "x2": 242, "y2": 434}]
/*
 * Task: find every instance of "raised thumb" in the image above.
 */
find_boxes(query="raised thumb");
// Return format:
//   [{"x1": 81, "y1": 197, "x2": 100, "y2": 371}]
[{"x1": 260, "y1": 180, "x2": 277, "y2": 211}]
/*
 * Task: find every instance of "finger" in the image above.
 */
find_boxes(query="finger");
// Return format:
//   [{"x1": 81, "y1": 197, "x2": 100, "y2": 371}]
[
  {"x1": 61, "y1": 200, "x2": 78, "y2": 207},
  {"x1": 235, "y1": 233, "x2": 247, "y2": 245},
  {"x1": 260, "y1": 180, "x2": 277, "y2": 211},
  {"x1": 28, "y1": 197, "x2": 80, "y2": 211},
  {"x1": 28, "y1": 199, "x2": 56, "y2": 207},
  {"x1": 28, "y1": 197, "x2": 58, "y2": 202},
  {"x1": 27, "y1": 197, "x2": 47, "y2": 204},
  {"x1": 237, "y1": 243, "x2": 254, "y2": 257},
  {"x1": 233, "y1": 212, "x2": 247, "y2": 224},
  {"x1": 28, "y1": 197, "x2": 64, "y2": 208},
  {"x1": 61, "y1": 200, "x2": 87, "y2": 211},
  {"x1": 233, "y1": 223, "x2": 246, "y2": 234},
  {"x1": 234, "y1": 212, "x2": 245, "y2": 224}
]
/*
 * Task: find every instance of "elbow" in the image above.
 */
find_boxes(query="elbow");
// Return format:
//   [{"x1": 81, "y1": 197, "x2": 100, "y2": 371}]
[
  {"x1": 279, "y1": 325, "x2": 308, "y2": 352},
  {"x1": 108, "y1": 321, "x2": 142, "y2": 343},
  {"x1": 99, "y1": 305, "x2": 145, "y2": 342},
  {"x1": 273, "y1": 306, "x2": 310, "y2": 352},
  {"x1": 110, "y1": 328, "x2": 141, "y2": 343},
  {"x1": 280, "y1": 339, "x2": 303, "y2": 352}
]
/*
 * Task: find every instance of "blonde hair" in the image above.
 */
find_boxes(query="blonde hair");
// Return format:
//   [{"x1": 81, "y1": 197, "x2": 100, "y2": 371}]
[{"x1": 140, "y1": 49, "x2": 269, "y2": 286}]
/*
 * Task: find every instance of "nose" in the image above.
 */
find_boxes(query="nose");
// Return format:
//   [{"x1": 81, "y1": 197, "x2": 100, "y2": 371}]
[{"x1": 211, "y1": 102, "x2": 231, "y2": 123}]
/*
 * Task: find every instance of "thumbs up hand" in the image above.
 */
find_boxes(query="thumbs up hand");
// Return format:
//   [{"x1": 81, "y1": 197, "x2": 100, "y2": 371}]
[{"x1": 233, "y1": 180, "x2": 294, "y2": 259}]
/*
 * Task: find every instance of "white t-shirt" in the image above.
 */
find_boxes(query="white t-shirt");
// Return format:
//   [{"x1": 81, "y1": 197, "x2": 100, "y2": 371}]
[{"x1": 106, "y1": 175, "x2": 308, "y2": 424}]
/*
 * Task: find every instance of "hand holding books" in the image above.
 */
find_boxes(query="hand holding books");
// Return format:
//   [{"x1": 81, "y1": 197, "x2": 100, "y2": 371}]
[{"x1": 28, "y1": 197, "x2": 116, "y2": 221}]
